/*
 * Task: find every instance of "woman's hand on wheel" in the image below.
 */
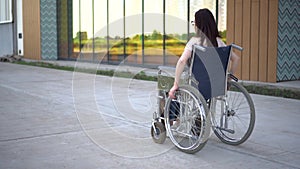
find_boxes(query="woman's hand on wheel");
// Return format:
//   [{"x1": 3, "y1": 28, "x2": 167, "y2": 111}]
[{"x1": 169, "y1": 83, "x2": 178, "y2": 99}]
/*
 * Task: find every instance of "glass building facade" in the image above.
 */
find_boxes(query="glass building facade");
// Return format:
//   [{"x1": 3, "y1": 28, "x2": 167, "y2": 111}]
[{"x1": 58, "y1": 0, "x2": 227, "y2": 67}]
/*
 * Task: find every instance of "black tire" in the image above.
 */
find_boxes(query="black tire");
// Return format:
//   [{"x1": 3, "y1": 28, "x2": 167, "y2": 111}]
[
  {"x1": 151, "y1": 121, "x2": 166, "y2": 144},
  {"x1": 212, "y1": 81, "x2": 255, "y2": 145},
  {"x1": 164, "y1": 85, "x2": 210, "y2": 154}
]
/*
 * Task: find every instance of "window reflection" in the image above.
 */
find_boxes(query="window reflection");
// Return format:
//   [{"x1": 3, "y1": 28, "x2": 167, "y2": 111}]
[
  {"x1": 189, "y1": 0, "x2": 216, "y2": 34},
  {"x1": 108, "y1": 0, "x2": 124, "y2": 64},
  {"x1": 72, "y1": 0, "x2": 80, "y2": 54},
  {"x1": 80, "y1": 0, "x2": 93, "y2": 54},
  {"x1": 94, "y1": 0, "x2": 107, "y2": 62},
  {"x1": 57, "y1": 0, "x2": 72, "y2": 59},
  {"x1": 165, "y1": 0, "x2": 187, "y2": 65},
  {"x1": 125, "y1": 0, "x2": 142, "y2": 64},
  {"x1": 144, "y1": 0, "x2": 163, "y2": 65},
  {"x1": 218, "y1": 0, "x2": 227, "y2": 31},
  {"x1": 69, "y1": 0, "x2": 226, "y2": 66},
  {"x1": 218, "y1": 0, "x2": 227, "y2": 43},
  {"x1": 72, "y1": 0, "x2": 94, "y2": 60}
]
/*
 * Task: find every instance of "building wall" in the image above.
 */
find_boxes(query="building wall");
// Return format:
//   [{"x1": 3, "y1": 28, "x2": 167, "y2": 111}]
[
  {"x1": 227, "y1": 0, "x2": 278, "y2": 83},
  {"x1": 0, "y1": 23, "x2": 14, "y2": 56},
  {"x1": 23, "y1": 0, "x2": 59, "y2": 60},
  {"x1": 20, "y1": 0, "x2": 298, "y2": 82},
  {"x1": 23, "y1": 0, "x2": 41, "y2": 60},
  {"x1": 277, "y1": 0, "x2": 300, "y2": 81},
  {"x1": 40, "y1": 0, "x2": 58, "y2": 60}
]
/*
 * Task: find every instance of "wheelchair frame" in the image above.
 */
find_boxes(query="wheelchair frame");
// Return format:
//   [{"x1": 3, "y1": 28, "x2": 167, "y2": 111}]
[{"x1": 151, "y1": 44, "x2": 255, "y2": 154}]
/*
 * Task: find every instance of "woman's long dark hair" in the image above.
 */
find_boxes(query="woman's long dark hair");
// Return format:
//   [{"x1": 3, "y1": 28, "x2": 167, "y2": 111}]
[{"x1": 195, "y1": 8, "x2": 220, "y2": 47}]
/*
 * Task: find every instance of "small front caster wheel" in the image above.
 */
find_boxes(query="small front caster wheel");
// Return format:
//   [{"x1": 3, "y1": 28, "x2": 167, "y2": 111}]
[{"x1": 151, "y1": 122, "x2": 166, "y2": 144}]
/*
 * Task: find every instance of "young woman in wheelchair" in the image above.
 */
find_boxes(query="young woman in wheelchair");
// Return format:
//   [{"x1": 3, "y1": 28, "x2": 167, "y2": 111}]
[
  {"x1": 152, "y1": 9, "x2": 255, "y2": 153},
  {"x1": 168, "y1": 8, "x2": 240, "y2": 99}
]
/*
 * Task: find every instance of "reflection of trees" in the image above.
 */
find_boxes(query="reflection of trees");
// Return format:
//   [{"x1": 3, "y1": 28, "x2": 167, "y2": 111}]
[
  {"x1": 145, "y1": 30, "x2": 163, "y2": 40},
  {"x1": 73, "y1": 30, "x2": 226, "y2": 55},
  {"x1": 219, "y1": 30, "x2": 227, "y2": 43}
]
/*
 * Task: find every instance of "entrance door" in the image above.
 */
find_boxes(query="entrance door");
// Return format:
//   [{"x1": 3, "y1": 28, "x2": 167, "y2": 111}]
[{"x1": 17, "y1": 0, "x2": 23, "y2": 56}]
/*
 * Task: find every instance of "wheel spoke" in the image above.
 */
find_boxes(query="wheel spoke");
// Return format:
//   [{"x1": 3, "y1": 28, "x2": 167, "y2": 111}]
[{"x1": 164, "y1": 85, "x2": 209, "y2": 153}]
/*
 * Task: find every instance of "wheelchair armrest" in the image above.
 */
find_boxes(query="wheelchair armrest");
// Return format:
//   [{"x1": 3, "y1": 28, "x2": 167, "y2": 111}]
[
  {"x1": 231, "y1": 43, "x2": 243, "y2": 51},
  {"x1": 228, "y1": 73, "x2": 239, "y2": 82}
]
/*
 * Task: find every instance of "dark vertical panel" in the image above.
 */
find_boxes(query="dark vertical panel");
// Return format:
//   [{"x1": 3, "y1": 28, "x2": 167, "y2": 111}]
[
  {"x1": 142, "y1": 0, "x2": 144, "y2": 64},
  {"x1": 92, "y1": 0, "x2": 95, "y2": 61},
  {"x1": 57, "y1": 0, "x2": 69, "y2": 59}
]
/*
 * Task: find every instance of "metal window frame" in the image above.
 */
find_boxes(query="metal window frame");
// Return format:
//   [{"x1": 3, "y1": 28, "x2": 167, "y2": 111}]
[{"x1": 0, "y1": 0, "x2": 13, "y2": 24}]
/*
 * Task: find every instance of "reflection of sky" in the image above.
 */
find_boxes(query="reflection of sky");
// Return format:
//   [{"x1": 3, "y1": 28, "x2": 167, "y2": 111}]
[{"x1": 73, "y1": 0, "x2": 226, "y2": 38}]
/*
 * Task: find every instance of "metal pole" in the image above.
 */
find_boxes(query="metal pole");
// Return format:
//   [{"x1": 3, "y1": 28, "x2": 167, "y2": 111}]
[
  {"x1": 107, "y1": 0, "x2": 109, "y2": 63},
  {"x1": 187, "y1": 0, "x2": 190, "y2": 41},
  {"x1": 142, "y1": 0, "x2": 144, "y2": 65},
  {"x1": 123, "y1": 0, "x2": 126, "y2": 61},
  {"x1": 163, "y1": 0, "x2": 166, "y2": 65},
  {"x1": 79, "y1": 0, "x2": 82, "y2": 58},
  {"x1": 92, "y1": 0, "x2": 95, "y2": 62}
]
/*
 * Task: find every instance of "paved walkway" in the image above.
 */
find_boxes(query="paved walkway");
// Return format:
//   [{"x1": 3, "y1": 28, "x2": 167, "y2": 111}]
[
  {"x1": 0, "y1": 62, "x2": 300, "y2": 169},
  {"x1": 24, "y1": 59, "x2": 300, "y2": 92}
]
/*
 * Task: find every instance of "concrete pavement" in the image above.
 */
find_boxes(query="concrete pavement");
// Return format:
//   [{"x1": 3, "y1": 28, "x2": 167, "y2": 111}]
[
  {"x1": 25, "y1": 59, "x2": 300, "y2": 92},
  {"x1": 0, "y1": 62, "x2": 300, "y2": 169}
]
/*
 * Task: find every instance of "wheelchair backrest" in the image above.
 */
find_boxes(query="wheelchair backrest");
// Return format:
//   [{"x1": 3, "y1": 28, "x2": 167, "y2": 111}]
[{"x1": 189, "y1": 45, "x2": 232, "y2": 100}]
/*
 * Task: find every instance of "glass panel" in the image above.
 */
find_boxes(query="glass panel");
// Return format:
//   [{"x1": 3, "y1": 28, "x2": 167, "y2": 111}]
[
  {"x1": 108, "y1": 0, "x2": 124, "y2": 64},
  {"x1": 0, "y1": 0, "x2": 12, "y2": 23},
  {"x1": 125, "y1": 0, "x2": 142, "y2": 64},
  {"x1": 94, "y1": 0, "x2": 108, "y2": 62},
  {"x1": 57, "y1": 0, "x2": 67, "y2": 58},
  {"x1": 165, "y1": 0, "x2": 188, "y2": 66},
  {"x1": 189, "y1": 0, "x2": 216, "y2": 35},
  {"x1": 72, "y1": 0, "x2": 80, "y2": 56},
  {"x1": 218, "y1": 0, "x2": 227, "y2": 42},
  {"x1": 218, "y1": 0, "x2": 227, "y2": 31},
  {"x1": 144, "y1": 0, "x2": 163, "y2": 65},
  {"x1": 80, "y1": 0, "x2": 93, "y2": 60}
]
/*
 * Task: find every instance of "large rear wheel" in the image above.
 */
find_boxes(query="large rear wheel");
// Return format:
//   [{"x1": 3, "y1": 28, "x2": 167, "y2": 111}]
[
  {"x1": 164, "y1": 85, "x2": 210, "y2": 154},
  {"x1": 211, "y1": 81, "x2": 255, "y2": 145}
]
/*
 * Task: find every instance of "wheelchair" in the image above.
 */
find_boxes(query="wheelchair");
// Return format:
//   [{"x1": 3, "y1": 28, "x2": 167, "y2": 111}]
[{"x1": 151, "y1": 44, "x2": 256, "y2": 154}]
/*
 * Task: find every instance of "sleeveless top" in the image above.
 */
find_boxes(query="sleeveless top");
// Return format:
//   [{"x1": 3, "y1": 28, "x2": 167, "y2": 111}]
[{"x1": 184, "y1": 37, "x2": 226, "y2": 52}]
